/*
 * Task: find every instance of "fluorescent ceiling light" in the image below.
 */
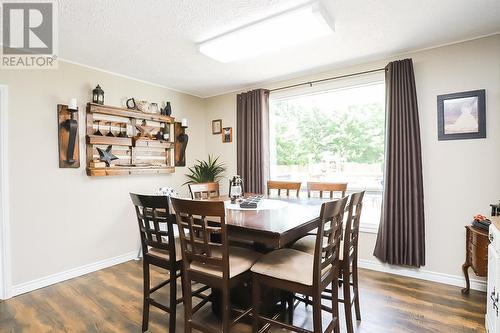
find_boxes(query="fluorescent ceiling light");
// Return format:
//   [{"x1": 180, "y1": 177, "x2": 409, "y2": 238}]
[{"x1": 199, "y1": 1, "x2": 335, "y2": 63}]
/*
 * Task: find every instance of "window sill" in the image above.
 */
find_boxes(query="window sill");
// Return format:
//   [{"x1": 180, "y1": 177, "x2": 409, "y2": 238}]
[{"x1": 360, "y1": 224, "x2": 379, "y2": 234}]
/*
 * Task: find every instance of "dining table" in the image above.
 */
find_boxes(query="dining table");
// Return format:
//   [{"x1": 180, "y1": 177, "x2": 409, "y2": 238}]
[
  {"x1": 221, "y1": 194, "x2": 328, "y2": 250},
  {"x1": 197, "y1": 194, "x2": 330, "y2": 318}
]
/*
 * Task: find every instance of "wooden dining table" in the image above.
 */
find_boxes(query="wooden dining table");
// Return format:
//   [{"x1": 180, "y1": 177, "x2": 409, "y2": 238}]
[
  {"x1": 194, "y1": 194, "x2": 329, "y2": 318},
  {"x1": 221, "y1": 195, "x2": 328, "y2": 249}
]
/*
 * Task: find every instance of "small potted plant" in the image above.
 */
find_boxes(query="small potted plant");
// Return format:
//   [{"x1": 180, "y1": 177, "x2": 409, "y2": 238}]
[{"x1": 183, "y1": 155, "x2": 226, "y2": 185}]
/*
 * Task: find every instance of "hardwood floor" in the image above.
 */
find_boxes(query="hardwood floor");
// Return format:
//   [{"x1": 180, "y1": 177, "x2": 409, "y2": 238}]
[{"x1": 0, "y1": 260, "x2": 486, "y2": 333}]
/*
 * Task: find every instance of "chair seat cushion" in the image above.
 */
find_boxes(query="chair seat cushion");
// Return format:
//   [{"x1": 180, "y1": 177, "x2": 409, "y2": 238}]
[
  {"x1": 148, "y1": 237, "x2": 183, "y2": 262},
  {"x1": 190, "y1": 246, "x2": 261, "y2": 278},
  {"x1": 251, "y1": 248, "x2": 316, "y2": 286},
  {"x1": 291, "y1": 235, "x2": 343, "y2": 260}
]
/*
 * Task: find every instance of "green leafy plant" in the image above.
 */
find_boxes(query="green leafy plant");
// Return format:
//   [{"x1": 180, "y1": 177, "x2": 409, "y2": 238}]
[{"x1": 184, "y1": 155, "x2": 226, "y2": 185}]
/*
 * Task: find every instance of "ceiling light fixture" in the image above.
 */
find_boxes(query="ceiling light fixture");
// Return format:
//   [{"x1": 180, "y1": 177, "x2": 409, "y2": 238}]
[{"x1": 198, "y1": 1, "x2": 335, "y2": 63}]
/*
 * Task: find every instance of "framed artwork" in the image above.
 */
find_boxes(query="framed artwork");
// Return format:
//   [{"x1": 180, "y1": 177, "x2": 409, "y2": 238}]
[
  {"x1": 212, "y1": 119, "x2": 222, "y2": 134},
  {"x1": 437, "y1": 89, "x2": 486, "y2": 141},
  {"x1": 222, "y1": 127, "x2": 232, "y2": 143}
]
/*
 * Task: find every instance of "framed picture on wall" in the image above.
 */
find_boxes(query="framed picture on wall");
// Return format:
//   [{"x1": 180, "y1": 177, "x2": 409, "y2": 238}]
[
  {"x1": 437, "y1": 89, "x2": 486, "y2": 140},
  {"x1": 212, "y1": 119, "x2": 222, "y2": 134},
  {"x1": 222, "y1": 127, "x2": 232, "y2": 143}
]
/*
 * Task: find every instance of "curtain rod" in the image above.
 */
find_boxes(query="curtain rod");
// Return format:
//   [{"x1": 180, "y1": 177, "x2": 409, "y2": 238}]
[{"x1": 269, "y1": 67, "x2": 386, "y2": 92}]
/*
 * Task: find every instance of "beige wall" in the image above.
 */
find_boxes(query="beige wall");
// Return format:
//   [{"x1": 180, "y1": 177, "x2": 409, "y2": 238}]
[
  {"x1": 204, "y1": 34, "x2": 500, "y2": 278},
  {"x1": 204, "y1": 94, "x2": 238, "y2": 194},
  {"x1": 1, "y1": 61, "x2": 206, "y2": 285},
  {"x1": 2, "y1": 34, "x2": 499, "y2": 288}
]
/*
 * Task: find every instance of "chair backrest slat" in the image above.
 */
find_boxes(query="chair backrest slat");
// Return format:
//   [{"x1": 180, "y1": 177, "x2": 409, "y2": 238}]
[
  {"x1": 343, "y1": 191, "x2": 365, "y2": 264},
  {"x1": 170, "y1": 198, "x2": 229, "y2": 279},
  {"x1": 188, "y1": 182, "x2": 220, "y2": 199},
  {"x1": 307, "y1": 182, "x2": 348, "y2": 199},
  {"x1": 130, "y1": 193, "x2": 177, "y2": 259},
  {"x1": 267, "y1": 180, "x2": 302, "y2": 197},
  {"x1": 313, "y1": 196, "x2": 348, "y2": 283}
]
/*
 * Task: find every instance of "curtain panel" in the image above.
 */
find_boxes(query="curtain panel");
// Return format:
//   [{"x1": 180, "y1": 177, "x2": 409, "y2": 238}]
[
  {"x1": 236, "y1": 89, "x2": 270, "y2": 194},
  {"x1": 373, "y1": 58, "x2": 426, "y2": 268}
]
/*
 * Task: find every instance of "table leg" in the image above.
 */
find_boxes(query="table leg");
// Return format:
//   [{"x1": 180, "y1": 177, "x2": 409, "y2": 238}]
[{"x1": 461, "y1": 262, "x2": 471, "y2": 294}]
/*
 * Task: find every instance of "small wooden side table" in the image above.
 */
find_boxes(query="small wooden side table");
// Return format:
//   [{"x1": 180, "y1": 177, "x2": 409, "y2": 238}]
[{"x1": 462, "y1": 225, "x2": 489, "y2": 294}]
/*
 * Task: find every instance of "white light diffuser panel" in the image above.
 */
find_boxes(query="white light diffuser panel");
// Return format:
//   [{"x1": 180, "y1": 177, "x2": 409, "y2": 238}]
[{"x1": 199, "y1": 1, "x2": 335, "y2": 63}]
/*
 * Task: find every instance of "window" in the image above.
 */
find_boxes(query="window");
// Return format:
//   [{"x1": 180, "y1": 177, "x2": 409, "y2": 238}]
[{"x1": 269, "y1": 75, "x2": 385, "y2": 230}]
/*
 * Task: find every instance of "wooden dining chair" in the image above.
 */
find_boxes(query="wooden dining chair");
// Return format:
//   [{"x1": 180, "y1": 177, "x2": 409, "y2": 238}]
[
  {"x1": 291, "y1": 191, "x2": 365, "y2": 333},
  {"x1": 337, "y1": 191, "x2": 365, "y2": 333},
  {"x1": 251, "y1": 197, "x2": 348, "y2": 333},
  {"x1": 307, "y1": 182, "x2": 347, "y2": 198},
  {"x1": 130, "y1": 193, "x2": 183, "y2": 333},
  {"x1": 267, "y1": 180, "x2": 302, "y2": 197},
  {"x1": 170, "y1": 198, "x2": 262, "y2": 333},
  {"x1": 189, "y1": 182, "x2": 220, "y2": 199}
]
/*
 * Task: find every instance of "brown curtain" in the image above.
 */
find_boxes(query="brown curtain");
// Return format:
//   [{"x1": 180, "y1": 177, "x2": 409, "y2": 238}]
[
  {"x1": 373, "y1": 58, "x2": 425, "y2": 268},
  {"x1": 237, "y1": 89, "x2": 270, "y2": 194}
]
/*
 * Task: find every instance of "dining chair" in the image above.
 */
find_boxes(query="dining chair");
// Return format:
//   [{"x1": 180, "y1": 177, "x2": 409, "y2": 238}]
[
  {"x1": 291, "y1": 191, "x2": 365, "y2": 333},
  {"x1": 251, "y1": 197, "x2": 348, "y2": 333},
  {"x1": 307, "y1": 182, "x2": 347, "y2": 198},
  {"x1": 130, "y1": 193, "x2": 183, "y2": 333},
  {"x1": 189, "y1": 182, "x2": 220, "y2": 199},
  {"x1": 267, "y1": 180, "x2": 302, "y2": 197},
  {"x1": 170, "y1": 197, "x2": 262, "y2": 333}
]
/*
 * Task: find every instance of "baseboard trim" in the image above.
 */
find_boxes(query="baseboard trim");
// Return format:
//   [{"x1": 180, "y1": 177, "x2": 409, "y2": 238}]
[
  {"x1": 358, "y1": 258, "x2": 486, "y2": 292},
  {"x1": 11, "y1": 251, "x2": 138, "y2": 297},
  {"x1": 10, "y1": 252, "x2": 486, "y2": 298}
]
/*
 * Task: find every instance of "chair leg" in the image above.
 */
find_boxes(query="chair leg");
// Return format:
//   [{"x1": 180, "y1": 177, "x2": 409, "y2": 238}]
[
  {"x1": 343, "y1": 268, "x2": 354, "y2": 333},
  {"x1": 142, "y1": 262, "x2": 150, "y2": 332},
  {"x1": 183, "y1": 272, "x2": 193, "y2": 333},
  {"x1": 287, "y1": 293, "x2": 294, "y2": 324},
  {"x1": 312, "y1": 290, "x2": 323, "y2": 333},
  {"x1": 222, "y1": 287, "x2": 231, "y2": 333},
  {"x1": 352, "y1": 262, "x2": 361, "y2": 321},
  {"x1": 252, "y1": 278, "x2": 261, "y2": 333},
  {"x1": 169, "y1": 268, "x2": 178, "y2": 333},
  {"x1": 332, "y1": 279, "x2": 340, "y2": 333}
]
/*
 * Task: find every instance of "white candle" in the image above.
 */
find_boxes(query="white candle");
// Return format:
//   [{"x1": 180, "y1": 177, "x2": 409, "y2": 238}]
[
  {"x1": 68, "y1": 98, "x2": 77, "y2": 110},
  {"x1": 181, "y1": 118, "x2": 188, "y2": 127}
]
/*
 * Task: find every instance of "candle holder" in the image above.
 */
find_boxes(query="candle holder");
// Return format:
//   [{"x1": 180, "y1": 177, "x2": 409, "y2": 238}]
[
  {"x1": 175, "y1": 120, "x2": 188, "y2": 167},
  {"x1": 57, "y1": 103, "x2": 80, "y2": 168}
]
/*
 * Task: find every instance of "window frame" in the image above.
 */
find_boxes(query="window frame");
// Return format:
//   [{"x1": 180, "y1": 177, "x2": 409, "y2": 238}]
[{"x1": 268, "y1": 72, "x2": 385, "y2": 234}]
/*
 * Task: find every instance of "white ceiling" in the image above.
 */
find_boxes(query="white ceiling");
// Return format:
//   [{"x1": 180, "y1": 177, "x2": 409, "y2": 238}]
[{"x1": 57, "y1": 0, "x2": 500, "y2": 97}]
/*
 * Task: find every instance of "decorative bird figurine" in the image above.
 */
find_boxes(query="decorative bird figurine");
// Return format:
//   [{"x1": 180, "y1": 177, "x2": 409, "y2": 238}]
[{"x1": 96, "y1": 145, "x2": 118, "y2": 167}]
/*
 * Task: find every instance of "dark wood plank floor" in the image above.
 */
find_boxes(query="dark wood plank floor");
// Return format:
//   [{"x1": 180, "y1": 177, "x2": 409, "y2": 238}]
[{"x1": 0, "y1": 260, "x2": 486, "y2": 333}]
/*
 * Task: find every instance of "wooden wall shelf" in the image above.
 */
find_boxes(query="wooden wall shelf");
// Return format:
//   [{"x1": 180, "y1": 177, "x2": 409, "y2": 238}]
[
  {"x1": 86, "y1": 135, "x2": 132, "y2": 146},
  {"x1": 87, "y1": 166, "x2": 175, "y2": 177},
  {"x1": 87, "y1": 103, "x2": 174, "y2": 123},
  {"x1": 85, "y1": 102, "x2": 175, "y2": 177}
]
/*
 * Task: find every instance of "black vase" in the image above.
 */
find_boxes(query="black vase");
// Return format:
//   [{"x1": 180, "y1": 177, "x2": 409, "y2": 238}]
[{"x1": 164, "y1": 102, "x2": 172, "y2": 116}]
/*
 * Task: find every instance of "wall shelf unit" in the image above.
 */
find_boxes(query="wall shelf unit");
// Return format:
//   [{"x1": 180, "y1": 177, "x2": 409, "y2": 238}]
[{"x1": 85, "y1": 102, "x2": 175, "y2": 177}]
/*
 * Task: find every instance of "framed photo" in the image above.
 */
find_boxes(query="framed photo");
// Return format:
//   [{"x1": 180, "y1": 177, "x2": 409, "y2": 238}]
[
  {"x1": 437, "y1": 89, "x2": 486, "y2": 140},
  {"x1": 222, "y1": 127, "x2": 232, "y2": 143},
  {"x1": 212, "y1": 119, "x2": 222, "y2": 134}
]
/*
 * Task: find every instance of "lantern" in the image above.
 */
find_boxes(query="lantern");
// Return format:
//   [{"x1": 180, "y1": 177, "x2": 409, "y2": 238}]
[{"x1": 92, "y1": 84, "x2": 104, "y2": 105}]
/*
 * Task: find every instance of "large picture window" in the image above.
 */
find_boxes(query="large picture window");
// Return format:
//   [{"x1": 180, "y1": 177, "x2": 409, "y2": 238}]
[{"x1": 269, "y1": 77, "x2": 385, "y2": 230}]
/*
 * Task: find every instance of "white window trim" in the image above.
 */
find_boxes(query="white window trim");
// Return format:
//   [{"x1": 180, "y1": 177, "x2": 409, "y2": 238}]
[
  {"x1": 0, "y1": 85, "x2": 11, "y2": 300},
  {"x1": 360, "y1": 223, "x2": 379, "y2": 234},
  {"x1": 270, "y1": 71, "x2": 385, "y2": 100}
]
